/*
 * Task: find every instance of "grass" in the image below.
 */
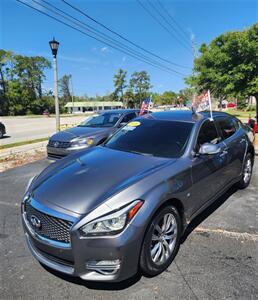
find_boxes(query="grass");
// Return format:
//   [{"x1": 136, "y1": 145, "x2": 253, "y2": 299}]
[
  {"x1": 226, "y1": 109, "x2": 255, "y2": 119},
  {"x1": 0, "y1": 137, "x2": 48, "y2": 150}
]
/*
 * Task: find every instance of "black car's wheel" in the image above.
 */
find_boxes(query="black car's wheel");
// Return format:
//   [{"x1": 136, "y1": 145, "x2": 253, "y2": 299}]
[
  {"x1": 237, "y1": 153, "x2": 253, "y2": 189},
  {"x1": 140, "y1": 205, "x2": 182, "y2": 276}
]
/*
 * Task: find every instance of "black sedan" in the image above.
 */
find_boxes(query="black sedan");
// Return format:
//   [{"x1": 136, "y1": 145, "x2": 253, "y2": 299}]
[{"x1": 0, "y1": 122, "x2": 6, "y2": 139}]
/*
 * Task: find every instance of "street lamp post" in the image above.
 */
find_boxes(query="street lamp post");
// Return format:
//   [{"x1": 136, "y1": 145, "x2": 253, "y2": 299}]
[{"x1": 49, "y1": 38, "x2": 60, "y2": 132}]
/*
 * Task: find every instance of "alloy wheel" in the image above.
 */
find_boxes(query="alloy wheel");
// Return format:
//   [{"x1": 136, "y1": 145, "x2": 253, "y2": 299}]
[{"x1": 150, "y1": 213, "x2": 178, "y2": 265}]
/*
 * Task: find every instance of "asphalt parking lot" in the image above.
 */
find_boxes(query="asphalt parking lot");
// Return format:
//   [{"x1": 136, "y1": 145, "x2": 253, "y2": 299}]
[
  {"x1": 0, "y1": 159, "x2": 257, "y2": 300},
  {"x1": 0, "y1": 115, "x2": 87, "y2": 145}
]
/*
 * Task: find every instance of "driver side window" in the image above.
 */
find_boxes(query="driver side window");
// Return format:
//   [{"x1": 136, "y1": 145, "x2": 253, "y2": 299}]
[{"x1": 196, "y1": 120, "x2": 220, "y2": 150}]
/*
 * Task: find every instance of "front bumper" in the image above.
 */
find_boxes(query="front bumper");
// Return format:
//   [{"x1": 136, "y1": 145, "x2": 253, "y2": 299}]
[
  {"x1": 22, "y1": 199, "x2": 143, "y2": 282},
  {"x1": 47, "y1": 146, "x2": 77, "y2": 159}
]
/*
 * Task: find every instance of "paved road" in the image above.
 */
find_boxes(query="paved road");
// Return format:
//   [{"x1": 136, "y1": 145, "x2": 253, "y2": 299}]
[
  {"x1": 0, "y1": 160, "x2": 257, "y2": 299},
  {"x1": 0, "y1": 115, "x2": 90, "y2": 145}
]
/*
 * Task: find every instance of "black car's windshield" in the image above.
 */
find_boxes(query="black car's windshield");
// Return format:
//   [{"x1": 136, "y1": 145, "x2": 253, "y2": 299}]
[
  {"x1": 105, "y1": 119, "x2": 193, "y2": 158},
  {"x1": 79, "y1": 112, "x2": 122, "y2": 128}
]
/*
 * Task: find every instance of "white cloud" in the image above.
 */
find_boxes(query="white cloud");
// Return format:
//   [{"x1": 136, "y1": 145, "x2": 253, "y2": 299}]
[
  {"x1": 190, "y1": 33, "x2": 195, "y2": 41},
  {"x1": 81, "y1": 66, "x2": 90, "y2": 71},
  {"x1": 100, "y1": 47, "x2": 109, "y2": 53},
  {"x1": 58, "y1": 54, "x2": 98, "y2": 64}
]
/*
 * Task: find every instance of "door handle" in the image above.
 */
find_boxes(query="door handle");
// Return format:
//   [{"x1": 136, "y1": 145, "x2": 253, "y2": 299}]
[{"x1": 219, "y1": 150, "x2": 228, "y2": 157}]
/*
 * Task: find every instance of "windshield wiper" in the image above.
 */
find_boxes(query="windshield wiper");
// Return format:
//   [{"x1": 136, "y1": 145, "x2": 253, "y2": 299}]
[
  {"x1": 128, "y1": 150, "x2": 153, "y2": 156},
  {"x1": 78, "y1": 124, "x2": 100, "y2": 127}
]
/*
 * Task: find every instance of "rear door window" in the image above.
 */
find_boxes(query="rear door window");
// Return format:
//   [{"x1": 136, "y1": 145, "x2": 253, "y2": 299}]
[{"x1": 216, "y1": 117, "x2": 237, "y2": 140}]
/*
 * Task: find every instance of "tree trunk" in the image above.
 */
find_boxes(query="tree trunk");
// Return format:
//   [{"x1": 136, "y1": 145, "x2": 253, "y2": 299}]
[
  {"x1": 254, "y1": 93, "x2": 258, "y2": 123},
  {"x1": 0, "y1": 67, "x2": 6, "y2": 96},
  {"x1": 121, "y1": 91, "x2": 124, "y2": 108},
  {"x1": 38, "y1": 75, "x2": 42, "y2": 99}
]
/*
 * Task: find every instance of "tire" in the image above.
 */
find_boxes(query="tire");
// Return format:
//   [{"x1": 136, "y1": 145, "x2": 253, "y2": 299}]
[
  {"x1": 237, "y1": 153, "x2": 253, "y2": 189},
  {"x1": 140, "y1": 205, "x2": 182, "y2": 277},
  {"x1": 0, "y1": 129, "x2": 3, "y2": 139}
]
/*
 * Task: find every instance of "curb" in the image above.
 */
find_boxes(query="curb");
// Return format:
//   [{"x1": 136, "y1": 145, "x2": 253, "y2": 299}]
[{"x1": 0, "y1": 141, "x2": 48, "y2": 159}]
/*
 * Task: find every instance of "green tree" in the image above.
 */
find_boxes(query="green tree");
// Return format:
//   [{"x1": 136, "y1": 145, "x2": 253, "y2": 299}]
[
  {"x1": 187, "y1": 23, "x2": 258, "y2": 119},
  {"x1": 161, "y1": 91, "x2": 177, "y2": 105},
  {"x1": 59, "y1": 74, "x2": 72, "y2": 104},
  {"x1": 124, "y1": 88, "x2": 135, "y2": 108},
  {"x1": 150, "y1": 92, "x2": 161, "y2": 106},
  {"x1": 0, "y1": 49, "x2": 13, "y2": 114},
  {"x1": 11, "y1": 54, "x2": 51, "y2": 114},
  {"x1": 178, "y1": 87, "x2": 195, "y2": 105},
  {"x1": 129, "y1": 71, "x2": 152, "y2": 107},
  {"x1": 0, "y1": 50, "x2": 51, "y2": 115},
  {"x1": 113, "y1": 69, "x2": 127, "y2": 105},
  {"x1": 5, "y1": 80, "x2": 22, "y2": 115}
]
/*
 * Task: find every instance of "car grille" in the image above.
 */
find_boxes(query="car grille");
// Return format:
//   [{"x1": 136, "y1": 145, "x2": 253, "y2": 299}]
[
  {"x1": 25, "y1": 201, "x2": 73, "y2": 244},
  {"x1": 48, "y1": 140, "x2": 71, "y2": 149},
  {"x1": 47, "y1": 152, "x2": 66, "y2": 159},
  {"x1": 34, "y1": 246, "x2": 74, "y2": 267}
]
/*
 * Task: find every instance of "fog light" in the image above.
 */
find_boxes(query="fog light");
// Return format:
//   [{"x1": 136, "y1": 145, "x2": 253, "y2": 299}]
[{"x1": 86, "y1": 259, "x2": 120, "y2": 275}]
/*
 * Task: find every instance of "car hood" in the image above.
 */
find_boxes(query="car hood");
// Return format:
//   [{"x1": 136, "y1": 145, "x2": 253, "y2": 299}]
[
  {"x1": 30, "y1": 147, "x2": 173, "y2": 215},
  {"x1": 50, "y1": 126, "x2": 112, "y2": 142}
]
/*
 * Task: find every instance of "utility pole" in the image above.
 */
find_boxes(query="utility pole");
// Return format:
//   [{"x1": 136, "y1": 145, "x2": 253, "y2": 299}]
[
  {"x1": 49, "y1": 38, "x2": 60, "y2": 132},
  {"x1": 70, "y1": 75, "x2": 74, "y2": 114},
  {"x1": 191, "y1": 35, "x2": 197, "y2": 107}
]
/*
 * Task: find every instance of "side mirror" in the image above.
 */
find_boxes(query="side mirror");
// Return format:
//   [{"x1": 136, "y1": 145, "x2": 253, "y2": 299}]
[{"x1": 199, "y1": 143, "x2": 221, "y2": 155}]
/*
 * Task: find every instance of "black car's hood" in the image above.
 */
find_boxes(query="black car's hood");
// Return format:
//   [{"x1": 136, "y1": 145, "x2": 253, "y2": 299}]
[
  {"x1": 50, "y1": 126, "x2": 112, "y2": 142},
  {"x1": 31, "y1": 147, "x2": 173, "y2": 215}
]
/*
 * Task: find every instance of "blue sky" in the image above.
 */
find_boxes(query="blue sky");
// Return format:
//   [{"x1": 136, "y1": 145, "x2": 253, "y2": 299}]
[{"x1": 0, "y1": 0, "x2": 257, "y2": 96}]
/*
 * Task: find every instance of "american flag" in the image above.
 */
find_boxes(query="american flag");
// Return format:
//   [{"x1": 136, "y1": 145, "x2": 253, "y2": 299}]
[
  {"x1": 192, "y1": 90, "x2": 213, "y2": 119},
  {"x1": 193, "y1": 91, "x2": 209, "y2": 112},
  {"x1": 139, "y1": 97, "x2": 152, "y2": 115}
]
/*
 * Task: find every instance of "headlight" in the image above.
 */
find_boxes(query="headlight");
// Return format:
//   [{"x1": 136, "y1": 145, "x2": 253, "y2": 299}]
[
  {"x1": 80, "y1": 200, "x2": 143, "y2": 237},
  {"x1": 70, "y1": 137, "x2": 94, "y2": 148}
]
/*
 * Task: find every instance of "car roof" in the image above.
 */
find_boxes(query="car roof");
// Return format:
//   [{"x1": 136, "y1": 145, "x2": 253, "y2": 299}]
[
  {"x1": 98, "y1": 109, "x2": 139, "y2": 114},
  {"x1": 142, "y1": 110, "x2": 233, "y2": 123}
]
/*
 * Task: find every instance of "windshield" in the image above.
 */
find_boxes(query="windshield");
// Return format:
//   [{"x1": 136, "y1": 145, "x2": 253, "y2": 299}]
[
  {"x1": 105, "y1": 119, "x2": 193, "y2": 158},
  {"x1": 79, "y1": 112, "x2": 122, "y2": 128}
]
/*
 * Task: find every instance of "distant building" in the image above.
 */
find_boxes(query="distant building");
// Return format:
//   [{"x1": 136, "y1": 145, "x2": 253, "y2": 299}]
[{"x1": 65, "y1": 101, "x2": 124, "y2": 113}]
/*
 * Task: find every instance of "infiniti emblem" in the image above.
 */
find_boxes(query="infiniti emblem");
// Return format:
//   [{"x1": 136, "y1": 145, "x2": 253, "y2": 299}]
[
  {"x1": 53, "y1": 141, "x2": 59, "y2": 148},
  {"x1": 30, "y1": 215, "x2": 41, "y2": 229}
]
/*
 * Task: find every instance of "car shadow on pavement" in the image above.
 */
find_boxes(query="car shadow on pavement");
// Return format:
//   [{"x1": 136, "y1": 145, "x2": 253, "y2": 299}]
[
  {"x1": 1, "y1": 135, "x2": 11, "y2": 140},
  {"x1": 41, "y1": 263, "x2": 142, "y2": 290},
  {"x1": 41, "y1": 184, "x2": 239, "y2": 290},
  {"x1": 180, "y1": 184, "x2": 238, "y2": 243}
]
